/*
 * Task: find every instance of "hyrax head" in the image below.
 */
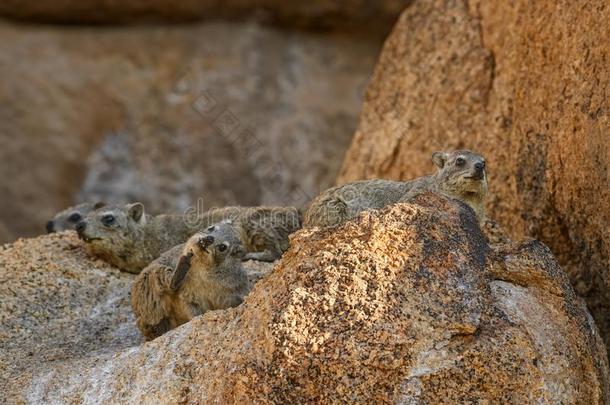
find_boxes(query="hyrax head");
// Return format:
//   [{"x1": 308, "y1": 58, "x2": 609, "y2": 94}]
[
  {"x1": 171, "y1": 221, "x2": 245, "y2": 291},
  {"x1": 432, "y1": 150, "x2": 488, "y2": 199},
  {"x1": 46, "y1": 202, "x2": 106, "y2": 233},
  {"x1": 75, "y1": 202, "x2": 147, "y2": 253}
]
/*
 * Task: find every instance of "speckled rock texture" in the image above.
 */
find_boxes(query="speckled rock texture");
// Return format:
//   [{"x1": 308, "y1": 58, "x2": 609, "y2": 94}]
[
  {"x1": 0, "y1": 232, "x2": 139, "y2": 402},
  {"x1": 3, "y1": 194, "x2": 608, "y2": 403},
  {"x1": 338, "y1": 0, "x2": 610, "y2": 353},
  {"x1": 0, "y1": 20, "x2": 378, "y2": 243},
  {"x1": 0, "y1": 231, "x2": 274, "y2": 404},
  {"x1": 0, "y1": 0, "x2": 410, "y2": 33}
]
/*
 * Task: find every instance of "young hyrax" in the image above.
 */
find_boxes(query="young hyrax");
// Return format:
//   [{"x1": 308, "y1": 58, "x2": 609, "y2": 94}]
[
  {"x1": 304, "y1": 150, "x2": 488, "y2": 227},
  {"x1": 131, "y1": 222, "x2": 249, "y2": 340}
]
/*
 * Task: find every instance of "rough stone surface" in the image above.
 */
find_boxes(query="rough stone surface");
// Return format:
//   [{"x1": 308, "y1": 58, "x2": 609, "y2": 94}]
[
  {"x1": 0, "y1": 20, "x2": 378, "y2": 243},
  {"x1": 0, "y1": 0, "x2": 410, "y2": 33},
  {"x1": 3, "y1": 194, "x2": 608, "y2": 403},
  {"x1": 0, "y1": 231, "x2": 274, "y2": 403},
  {"x1": 338, "y1": 0, "x2": 610, "y2": 352},
  {"x1": 0, "y1": 232, "x2": 138, "y2": 401}
]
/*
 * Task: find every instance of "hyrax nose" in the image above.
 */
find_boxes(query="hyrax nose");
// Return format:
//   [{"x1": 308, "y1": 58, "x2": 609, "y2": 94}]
[
  {"x1": 46, "y1": 221, "x2": 55, "y2": 233},
  {"x1": 474, "y1": 162, "x2": 485, "y2": 177},
  {"x1": 198, "y1": 235, "x2": 215, "y2": 249},
  {"x1": 75, "y1": 221, "x2": 86, "y2": 235}
]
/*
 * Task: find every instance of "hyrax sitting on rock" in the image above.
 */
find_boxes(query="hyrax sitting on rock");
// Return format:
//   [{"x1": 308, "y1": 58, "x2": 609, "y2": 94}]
[
  {"x1": 131, "y1": 222, "x2": 249, "y2": 340},
  {"x1": 46, "y1": 202, "x2": 106, "y2": 233},
  {"x1": 76, "y1": 203, "x2": 300, "y2": 274},
  {"x1": 304, "y1": 150, "x2": 488, "y2": 227}
]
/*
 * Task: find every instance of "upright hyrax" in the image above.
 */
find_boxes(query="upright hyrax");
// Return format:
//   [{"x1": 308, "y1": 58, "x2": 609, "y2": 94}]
[
  {"x1": 304, "y1": 150, "x2": 488, "y2": 227},
  {"x1": 131, "y1": 222, "x2": 249, "y2": 340},
  {"x1": 46, "y1": 202, "x2": 106, "y2": 233},
  {"x1": 76, "y1": 203, "x2": 300, "y2": 274}
]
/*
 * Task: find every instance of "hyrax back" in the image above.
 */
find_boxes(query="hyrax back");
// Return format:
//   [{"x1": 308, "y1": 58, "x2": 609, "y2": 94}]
[
  {"x1": 236, "y1": 206, "x2": 301, "y2": 262},
  {"x1": 304, "y1": 179, "x2": 409, "y2": 228},
  {"x1": 131, "y1": 222, "x2": 248, "y2": 340},
  {"x1": 304, "y1": 150, "x2": 488, "y2": 228},
  {"x1": 129, "y1": 245, "x2": 179, "y2": 340}
]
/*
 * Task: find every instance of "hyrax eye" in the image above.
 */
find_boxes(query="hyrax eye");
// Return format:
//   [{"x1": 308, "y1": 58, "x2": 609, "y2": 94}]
[
  {"x1": 456, "y1": 157, "x2": 466, "y2": 166},
  {"x1": 207, "y1": 225, "x2": 215, "y2": 232},
  {"x1": 68, "y1": 213, "x2": 82, "y2": 222},
  {"x1": 101, "y1": 215, "x2": 116, "y2": 226},
  {"x1": 217, "y1": 243, "x2": 228, "y2": 252}
]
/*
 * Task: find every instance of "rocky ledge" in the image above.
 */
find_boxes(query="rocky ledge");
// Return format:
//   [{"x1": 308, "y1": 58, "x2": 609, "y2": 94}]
[{"x1": 1, "y1": 194, "x2": 608, "y2": 403}]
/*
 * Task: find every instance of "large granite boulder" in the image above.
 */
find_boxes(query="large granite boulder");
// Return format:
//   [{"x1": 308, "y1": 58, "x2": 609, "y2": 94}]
[
  {"x1": 2, "y1": 194, "x2": 607, "y2": 403},
  {"x1": 338, "y1": 0, "x2": 610, "y2": 353}
]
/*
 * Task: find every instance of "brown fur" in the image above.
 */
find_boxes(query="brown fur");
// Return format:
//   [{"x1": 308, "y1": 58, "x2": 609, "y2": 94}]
[
  {"x1": 236, "y1": 206, "x2": 301, "y2": 262},
  {"x1": 131, "y1": 222, "x2": 249, "y2": 340},
  {"x1": 77, "y1": 204, "x2": 301, "y2": 274}
]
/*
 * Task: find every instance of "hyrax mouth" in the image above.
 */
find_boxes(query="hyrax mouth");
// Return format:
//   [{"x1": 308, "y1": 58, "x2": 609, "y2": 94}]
[
  {"x1": 77, "y1": 234, "x2": 102, "y2": 243},
  {"x1": 463, "y1": 173, "x2": 485, "y2": 181}
]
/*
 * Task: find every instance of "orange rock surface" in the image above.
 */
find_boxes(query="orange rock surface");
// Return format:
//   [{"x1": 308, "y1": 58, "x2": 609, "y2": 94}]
[{"x1": 339, "y1": 0, "x2": 610, "y2": 353}]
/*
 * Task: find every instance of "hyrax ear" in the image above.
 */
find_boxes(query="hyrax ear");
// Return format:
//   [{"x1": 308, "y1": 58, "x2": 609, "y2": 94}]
[
  {"x1": 171, "y1": 251, "x2": 194, "y2": 291},
  {"x1": 93, "y1": 201, "x2": 107, "y2": 210},
  {"x1": 432, "y1": 152, "x2": 448, "y2": 169},
  {"x1": 127, "y1": 202, "x2": 145, "y2": 222}
]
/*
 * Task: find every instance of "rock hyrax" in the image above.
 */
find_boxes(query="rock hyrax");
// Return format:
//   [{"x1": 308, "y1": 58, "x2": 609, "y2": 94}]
[
  {"x1": 46, "y1": 202, "x2": 106, "y2": 233},
  {"x1": 131, "y1": 222, "x2": 249, "y2": 340},
  {"x1": 236, "y1": 206, "x2": 301, "y2": 262},
  {"x1": 76, "y1": 203, "x2": 300, "y2": 274},
  {"x1": 304, "y1": 150, "x2": 488, "y2": 227}
]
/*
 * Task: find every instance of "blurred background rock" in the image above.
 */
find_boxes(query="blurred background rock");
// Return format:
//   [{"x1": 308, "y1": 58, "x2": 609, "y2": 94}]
[
  {"x1": 338, "y1": 0, "x2": 610, "y2": 358},
  {"x1": 0, "y1": 1, "x2": 411, "y2": 242}
]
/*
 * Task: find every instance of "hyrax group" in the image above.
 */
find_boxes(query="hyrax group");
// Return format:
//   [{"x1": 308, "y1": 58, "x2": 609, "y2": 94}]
[{"x1": 47, "y1": 150, "x2": 488, "y2": 340}]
